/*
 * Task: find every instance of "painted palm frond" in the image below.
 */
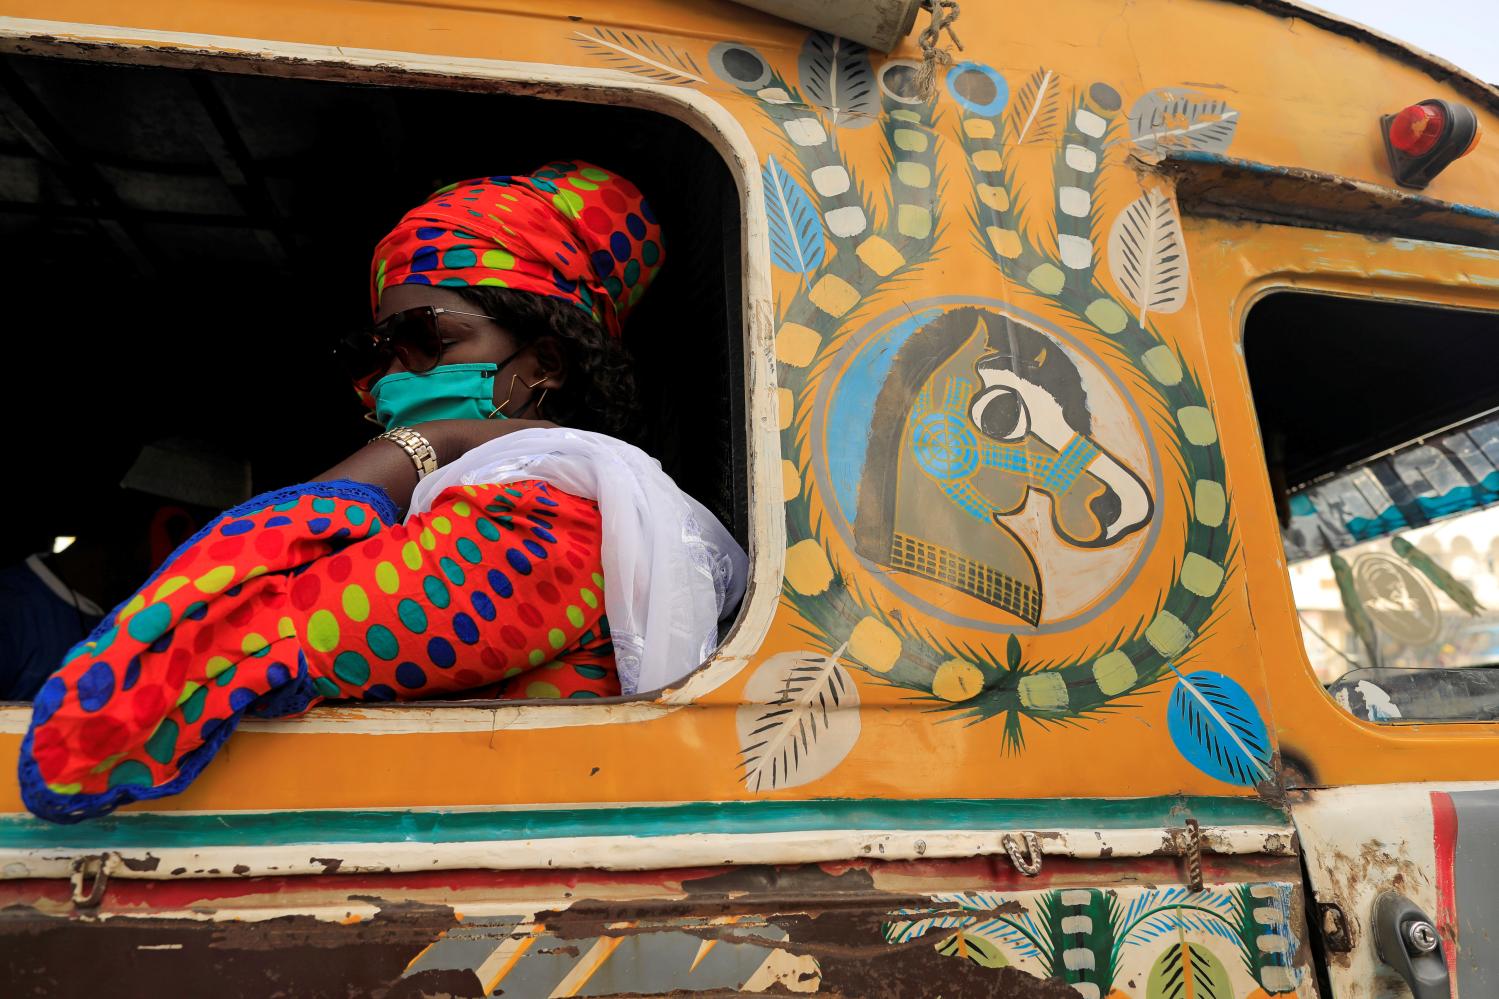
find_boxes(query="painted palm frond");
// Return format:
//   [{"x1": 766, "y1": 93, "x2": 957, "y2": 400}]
[
  {"x1": 1107, "y1": 190, "x2": 1189, "y2": 322},
  {"x1": 1166, "y1": 668, "x2": 1273, "y2": 786},
  {"x1": 1393, "y1": 534, "x2": 1484, "y2": 614},
  {"x1": 1126, "y1": 90, "x2": 1240, "y2": 155},
  {"x1": 1033, "y1": 888, "x2": 1121, "y2": 995},
  {"x1": 736, "y1": 647, "x2": 860, "y2": 791},
  {"x1": 797, "y1": 32, "x2": 877, "y2": 128},
  {"x1": 1116, "y1": 887, "x2": 1238, "y2": 957},
  {"x1": 1127, "y1": 909, "x2": 1240, "y2": 948},
  {"x1": 570, "y1": 27, "x2": 705, "y2": 85},
  {"x1": 966, "y1": 917, "x2": 1043, "y2": 960},
  {"x1": 762, "y1": 155, "x2": 826, "y2": 275},
  {"x1": 1230, "y1": 883, "x2": 1305, "y2": 994},
  {"x1": 883, "y1": 912, "x2": 974, "y2": 944},
  {"x1": 1006, "y1": 68, "x2": 1062, "y2": 146}
]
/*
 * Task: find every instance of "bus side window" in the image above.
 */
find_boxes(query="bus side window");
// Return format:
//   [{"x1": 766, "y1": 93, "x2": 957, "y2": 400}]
[{"x1": 1246, "y1": 292, "x2": 1499, "y2": 723}]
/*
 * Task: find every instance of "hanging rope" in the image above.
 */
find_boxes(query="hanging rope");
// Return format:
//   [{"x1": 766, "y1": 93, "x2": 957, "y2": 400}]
[{"x1": 915, "y1": 0, "x2": 964, "y2": 100}]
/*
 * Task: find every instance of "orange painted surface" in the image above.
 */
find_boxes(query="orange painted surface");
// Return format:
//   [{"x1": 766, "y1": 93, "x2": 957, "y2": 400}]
[{"x1": 0, "y1": 0, "x2": 1494, "y2": 816}]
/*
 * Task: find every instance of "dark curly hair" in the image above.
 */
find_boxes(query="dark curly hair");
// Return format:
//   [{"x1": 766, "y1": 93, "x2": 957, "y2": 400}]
[{"x1": 452, "y1": 286, "x2": 642, "y2": 443}]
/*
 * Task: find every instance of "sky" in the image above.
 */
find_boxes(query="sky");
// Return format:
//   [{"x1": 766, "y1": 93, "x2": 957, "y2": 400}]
[{"x1": 1304, "y1": 0, "x2": 1499, "y2": 83}]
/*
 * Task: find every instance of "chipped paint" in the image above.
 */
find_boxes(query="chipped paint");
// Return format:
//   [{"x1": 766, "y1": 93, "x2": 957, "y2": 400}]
[
  {"x1": 1289, "y1": 782, "x2": 1499, "y2": 996},
  {"x1": 0, "y1": 822, "x2": 1297, "y2": 882},
  {"x1": 0, "y1": 856, "x2": 1314, "y2": 995}
]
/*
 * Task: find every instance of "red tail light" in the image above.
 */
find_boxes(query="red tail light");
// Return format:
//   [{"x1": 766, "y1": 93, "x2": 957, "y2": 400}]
[{"x1": 1381, "y1": 99, "x2": 1480, "y2": 189}]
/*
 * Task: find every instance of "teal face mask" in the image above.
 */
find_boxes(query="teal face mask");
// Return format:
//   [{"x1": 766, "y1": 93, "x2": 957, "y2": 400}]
[{"x1": 371, "y1": 363, "x2": 504, "y2": 431}]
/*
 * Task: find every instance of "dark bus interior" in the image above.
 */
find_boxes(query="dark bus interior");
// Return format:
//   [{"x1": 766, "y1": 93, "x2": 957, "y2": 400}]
[
  {"x1": 0, "y1": 51, "x2": 748, "y2": 586},
  {"x1": 1246, "y1": 292, "x2": 1499, "y2": 493}
]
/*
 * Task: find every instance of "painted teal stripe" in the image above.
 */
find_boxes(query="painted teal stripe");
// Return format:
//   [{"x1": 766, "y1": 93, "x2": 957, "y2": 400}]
[{"x1": 0, "y1": 796, "x2": 1285, "y2": 851}]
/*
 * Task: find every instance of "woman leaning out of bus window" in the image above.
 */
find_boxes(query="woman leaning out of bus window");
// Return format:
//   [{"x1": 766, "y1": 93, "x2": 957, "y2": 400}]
[{"x1": 19, "y1": 162, "x2": 747, "y2": 824}]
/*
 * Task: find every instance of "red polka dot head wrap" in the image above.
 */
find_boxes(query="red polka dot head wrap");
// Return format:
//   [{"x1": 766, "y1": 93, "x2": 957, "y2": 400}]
[{"x1": 371, "y1": 161, "x2": 663, "y2": 338}]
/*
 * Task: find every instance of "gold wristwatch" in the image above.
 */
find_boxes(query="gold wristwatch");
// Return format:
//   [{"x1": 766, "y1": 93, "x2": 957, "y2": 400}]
[{"x1": 373, "y1": 426, "x2": 439, "y2": 481}]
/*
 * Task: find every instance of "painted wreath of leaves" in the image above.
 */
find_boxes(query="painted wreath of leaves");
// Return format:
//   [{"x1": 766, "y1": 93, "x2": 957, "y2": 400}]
[{"x1": 572, "y1": 30, "x2": 1249, "y2": 781}]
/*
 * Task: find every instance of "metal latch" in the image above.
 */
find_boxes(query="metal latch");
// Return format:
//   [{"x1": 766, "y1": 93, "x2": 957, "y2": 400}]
[
  {"x1": 1002, "y1": 831, "x2": 1043, "y2": 876},
  {"x1": 70, "y1": 852, "x2": 120, "y2": 909}
]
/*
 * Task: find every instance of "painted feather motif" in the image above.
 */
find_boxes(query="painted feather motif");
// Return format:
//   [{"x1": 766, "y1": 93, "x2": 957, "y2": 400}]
[
  {"x1": 762, "y1": 155, "x2": 826, "y2": 275},
  {"x1": 1166, "y1": 669, "x2": 1273, "y2": 787},
  {"x1": 1329, "y1": 549, "x2": 1379, "y2": 665},
  {"x1": 1126, "y1": 89, "x2": 1240, "y2": 155},
  {"x1": 571, "y1": 27, "x2": 706, "y2": 86},
  {"x1": 1393, "y1": 534, "x2": 1484, "y2": 615},
  {"x1": 736, "y1": 648, "x2": 860, "y2": 791},
  {"x1": 1107, "y1": 191, "x2": 1189, "y2": 322},
  {"x1": 797, "y1": 32, "x2": 877, "y2": 128},
  {"x1": 1006, "y1": 67, "x2": 1062, "y2": 145}
]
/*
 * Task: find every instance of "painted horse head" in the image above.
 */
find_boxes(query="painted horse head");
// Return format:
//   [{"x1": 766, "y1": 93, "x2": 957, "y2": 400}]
[
  {"x1": 853, "y1": 307, "x2": 1154, "y2": 624},
  {"x1": 953, "y1": 313, "x2": 1155, "y2": 547}
]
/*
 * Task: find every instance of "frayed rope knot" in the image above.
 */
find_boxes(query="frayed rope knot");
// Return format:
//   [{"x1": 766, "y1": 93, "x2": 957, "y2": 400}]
[{"x1": 915, "y1": 0, "x2": 964, "y2": 100}]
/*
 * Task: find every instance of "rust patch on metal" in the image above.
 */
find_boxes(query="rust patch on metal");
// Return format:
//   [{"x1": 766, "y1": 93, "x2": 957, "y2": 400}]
[
  {"x1": 0, "y1": 898, "x2": 458, "y2": 997},
  {"x1": 119, "y1": 854, "x2": 160, "y2": 873},
  {"x1": 539, "y1": 865, "x2": 1083, "y2": 996}
]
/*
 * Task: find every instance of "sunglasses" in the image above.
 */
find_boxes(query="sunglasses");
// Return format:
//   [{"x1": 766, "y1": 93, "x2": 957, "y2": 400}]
[{"x1": 334, "y1": 306, "x2": 495, "y2": 382}]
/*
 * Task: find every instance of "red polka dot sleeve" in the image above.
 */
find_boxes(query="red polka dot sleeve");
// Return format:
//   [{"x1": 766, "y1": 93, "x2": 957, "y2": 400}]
[{"x1": 19, "y1": 477, "x2": 614, "y2": 823}]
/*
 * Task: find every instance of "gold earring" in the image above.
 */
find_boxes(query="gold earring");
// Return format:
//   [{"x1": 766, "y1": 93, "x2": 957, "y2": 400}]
[
  {"x1": 488, "y1": 373, "x2": 522, "y2": 419},
  {"x1": 489, "y1": 375, "x2": 550, "y2": 419}
]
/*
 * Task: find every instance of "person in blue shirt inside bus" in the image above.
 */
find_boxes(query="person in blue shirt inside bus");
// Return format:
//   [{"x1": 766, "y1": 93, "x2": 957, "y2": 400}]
[
  {"x1": 0, "y1": 550, "x2": 105, "y2": 701},
  {"x1": 0, "y1": 442, "x2": 233, "y2": 700}
]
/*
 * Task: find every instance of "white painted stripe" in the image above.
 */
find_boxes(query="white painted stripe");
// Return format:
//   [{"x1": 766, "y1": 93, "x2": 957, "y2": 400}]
[
  {"x1": 1064, "y1": 144, "x2": 1098, "y2": 173},
  {"x1": 783, "y1": 117, "x2": 828, "y2": 146},
  {"x1": 0, "y1": 823, "x2": 1297, "y2": 882},
  {"x1": 1060, "y1": 890, "x2": 1094, "y2": 905},
  {"x1": 1058, "y1": 234, "x2": 1093, "y2": 270},
  {"x1": 824, "y1": 205, "x2": 868, "y2": 238},
  {"x1": 1075, "y1": 108, "x2": 1107, "y2": 137},
  {"x1": 1058, "y1": 186, "x2": 1091, "y2": 217},
  {"x1": 1063, "y1": 949, "x2": 1096, "y2": 970},
  {"x1": 1261, "y1": 967, "x2": 1299, "y2": 992},
  {"x1": 1253, "y1": 906, "x2": 1285, "y2": 925},
  {"x1": 810, "y1": 165, "x2": 851, "y2": 197},
  {"x1": 1061, "y1": 916, "x2": 1093, "y2": 933},
  {"x1": 1257, "y1": 933, "x2": 1291, "y2": 954}
]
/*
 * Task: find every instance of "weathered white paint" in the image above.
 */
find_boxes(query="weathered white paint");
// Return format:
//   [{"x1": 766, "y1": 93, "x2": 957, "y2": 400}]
[
  {"x1": 1291, "y1": 781, "x2": 1499, "y2": 999},
  {"x1": 0, "y1": 821, "x2": 1295, "y2": 882}
]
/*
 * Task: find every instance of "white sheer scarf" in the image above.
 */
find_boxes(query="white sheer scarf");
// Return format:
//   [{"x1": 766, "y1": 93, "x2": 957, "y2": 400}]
[{"x1": 407, "y1": 428, "x2": 747, "y2": 695}]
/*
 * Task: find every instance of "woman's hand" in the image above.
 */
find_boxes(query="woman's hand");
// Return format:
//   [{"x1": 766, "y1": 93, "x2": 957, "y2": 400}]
[{"x1": 313, "y1": 418, "x2": 557, "y2": 514}]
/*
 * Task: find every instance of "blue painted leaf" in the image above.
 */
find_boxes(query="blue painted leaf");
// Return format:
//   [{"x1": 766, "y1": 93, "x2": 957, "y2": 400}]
[
  {"x1": 762, "y1": 155, "x2": 825, "y2": 274},
  {"x1": 1167, "y1": 670, "x2": 1273, "y2": 786}
]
